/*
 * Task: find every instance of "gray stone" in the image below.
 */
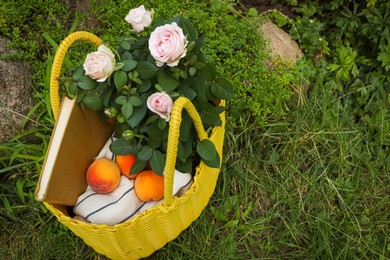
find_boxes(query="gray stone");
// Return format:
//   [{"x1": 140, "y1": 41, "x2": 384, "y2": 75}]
[
  {"x1": 0, "y1": 38, "x2": 35, "y2": 142},
  {"x1": 260, "y1": 20, "x2": 304, "y2": 64}
]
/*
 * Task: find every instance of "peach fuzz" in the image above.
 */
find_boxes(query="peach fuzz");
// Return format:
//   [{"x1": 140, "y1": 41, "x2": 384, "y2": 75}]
[{"x1": 86, "y1": 158, "x2": 121, "y2": 194}]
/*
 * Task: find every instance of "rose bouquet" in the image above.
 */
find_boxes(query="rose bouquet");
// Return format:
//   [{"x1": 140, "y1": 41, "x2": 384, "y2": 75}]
[{"x1": 60, "y1": 5, "x2": 233, "y2": 176}]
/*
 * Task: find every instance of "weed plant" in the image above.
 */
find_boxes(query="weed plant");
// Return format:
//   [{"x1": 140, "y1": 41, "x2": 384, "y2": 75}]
[{"x1": 1, "y1": 0, "x2": 389, "y2": 259}]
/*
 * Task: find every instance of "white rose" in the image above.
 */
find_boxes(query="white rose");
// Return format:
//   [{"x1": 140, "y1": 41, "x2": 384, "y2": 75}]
[
  {"x1": 148, "y1": 22, "x2": 188, "y2": 67},
  {"x1": 125, "y1": 5, "x2": 154, "y2": 33},
  {"x1": 83, "y1": 45, "x2": 116, "y2": 82}
]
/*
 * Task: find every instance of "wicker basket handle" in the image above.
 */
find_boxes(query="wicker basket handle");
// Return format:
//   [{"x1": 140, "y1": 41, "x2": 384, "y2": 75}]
[
  {"x1": 163, "y1": 97, "x2": 209, "y2": 207},
  {"x1": 50, "y1": 31, "x2": 103, "y2": 120}
]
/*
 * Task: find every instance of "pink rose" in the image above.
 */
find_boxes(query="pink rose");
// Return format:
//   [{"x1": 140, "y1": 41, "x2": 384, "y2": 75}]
[
  {"x1": 147, "y1": 92, "x2": 173, "y2": 121},
  {"x1": 83, "y1": 45, "x2": 115, "y2": 82},
  {"x1": 148, "y1": 22, "x2": 188, "y2": 67},
  {"x1": 125, "y1": 5, "x2": 154, "y2": 33}
]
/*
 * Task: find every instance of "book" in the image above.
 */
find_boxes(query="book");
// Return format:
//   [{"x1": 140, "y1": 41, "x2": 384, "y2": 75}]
[{"x1": 35, "y1": 96, "x2": 114, "y2": 206}]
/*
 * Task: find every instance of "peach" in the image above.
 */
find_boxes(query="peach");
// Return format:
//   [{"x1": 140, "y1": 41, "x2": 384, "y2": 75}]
[
  {"x1": 116, "y1": 153, "x2": 138, "y2": 179},
  {"x1": 134, "y1": 170, "x2": 164, "y2": 202},
  {"x1": 86, "y1": 158, "x2": 121, "y2": 194}
]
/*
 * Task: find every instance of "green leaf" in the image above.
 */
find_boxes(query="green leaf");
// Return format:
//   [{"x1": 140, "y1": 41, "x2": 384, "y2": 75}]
[
  {"x1": 157, "y1": 71, "x2": 180, "y2": 92},
  {"x1": 179, "y1": 111, "x2": 192, "y2": 141},
  {"x1": 178, "y1": 140, "x2": 193, "y2": 162},
  {"x1": 146, "y1": 121, "x2": 168, "y2": 149},
  {"x1": 115, "y1": 95, "x2": 127, "y2": 105},
  {"x1": 121, "y1": 59, "x2": 138, "y2": 72},
  {"x1": 16, "y1": 180, "x2": 25, "y2": 204},
  {"x1": 151, "y1": 18, "x2": 167, "y2": 30},
  {"x1": 128, "y1": 70, "x2": 139, "y2": 80},
  {"x1": 97, "y1": 80, "x2": 109, "y2": 89},
  {"x1": 150, "y1": 150, "x2": 166, "y2": 175},
  {"x1": 138, "y1": 145, "x2": 153, "y2": 161},
  {"x1": 211, "y1": 77, "x2": 234, "y2": 100},
  {"x1": 193, "y1": 77, "x2": 207, "y2": 103},
  {"x1": 193, "y1": 35, "x2": 205, "y2": 54},
  {"x1": 200, "y1": 106, "x2": 222, "y2": 127},
  {"x1": 189, "y1": 67, "x2": 197, "y2": 77},
  {"x1": 110, "y1": 138, "x2": 137, "y2": 155},
  {"x1": 114, "y1": 70, "x2": 128, "y2": 91},
  {"x1": 178, "y1": 16, "x2": 197, "y2": 41},
  {"x1": 158, "y1": 117, "x2": 167, "y2": 129},
  {"x1": 130, "y1": 160, "x2": 147, "y2": 175},
  {"x1": 178, "y1": 86, "x2": 197, "y2": 101},
  {"x1": 206, "y1": 82, "x2": 218, "y2": 101},
  {"x1": 186, "y1": 41, "x2": 195, "y2": 52},
  {"x1": 129, "y1": 96, "x2": 143, "y2": 106},
  {"x1": 194, "y1": 61, "x2": 205, "y2": 70},
  {"x1": 122, "y1": 51, "x2": 133, "y2": 60},
  {"x1": 68, "y1": 82, "x2": 78, "y2": 97},
  {"x1": 248, "y1": 7, "x2": 258, "y2": 17},
  {"x1": 154, "y1": 84, "x2": 163, "y2": 92},
  {"x1": 189, "y1": 55, "x2": 197, "y2": 65},
  {"x1": 133, "y1": 78, "x2": 142, "y2": 84},
  {"x1": 127, "y1": 103, "x2": 147, "y2": 128},
  {"x1": 76, "y1": 92, "x2": 85, "y2": 103},
  {"x1": 145, "y1": 114, "x2": 159, "y2": 125},
  {"x1": 328, "y1": 63, "x2": 341, "y2": 72},
  {"x1": 114, "y1": 62, "x2": 124, "y2": 71},
  {"x1": 129, "y1": 87, "x2": 137, "y2": 95},
  {"x1": 377, "y1": 43, "x2": 390, "y2": 71},
  {"x1": 77, "y1": 76, "x2": 97, "y2": 90},
  {"x1": 197, "y1": 139, "x2": 218, "y2": 161},
  {"x1": 180, "y1": 70, "x2": 189, "y2": 79},
  {"x1": 202, "y1": 156, "x2": 220, "y2": 168},
  {"x1": 147, "y1": 136, "x2": 162, "y2": 149},
  {"x1": 204, "y1": 63, "x2": 217, "y2": 81},
  {"x1": 171, "y1": 92, "x2": 180, "y2": 98},
  {"x1": 72, "y1": 67, "x2": 84, "y2": 80},
  {"x1": 83, "y1": 93, "x2": 103, "y2": 110},
  {"x1": 137, "y1": 61, "x2": 158, "y2": 79},
  {"x1": 121, "y1": 41, "x2": 131, "y2": 50},
  {"x1": 176, "y1": 158, "x2": 193, "y2": 173},
  {"x1": 122, "y1": 101, "x2": 133, "y2": 119},
  {"x1": 138, "y1": 80, "x2": 152, "y2": 92},
  {"x1": 2, "y1": 197, "x2": 14, "y2": 216}
]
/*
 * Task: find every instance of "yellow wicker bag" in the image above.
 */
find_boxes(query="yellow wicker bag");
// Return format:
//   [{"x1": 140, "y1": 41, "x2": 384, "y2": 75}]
[{"x1": 43, "y1": 31, "x2": 225, "y2": 259}]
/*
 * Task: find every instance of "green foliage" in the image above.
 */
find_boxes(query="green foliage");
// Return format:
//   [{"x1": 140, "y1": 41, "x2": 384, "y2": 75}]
[
  {"x1": 5, "y1": 0, "x2": 390, "y2": 259},
  {"x1": 89, "y1": 0, "x2": 295, "y2": 125},
  {"x1": 283, "y1": 0, "x2": 390, "y2": 134},
  {"x1": 0, "y1": 0, "x2": 299, "y2": 256},
  {"x1": 62, "y1": 15, "x2": 232, "y2": 174},
  {"x1": 289, "y1": 16, "x2": 329, "y2": 57},
  {"x1": 0, "y1": 0, "x2": 70, "y2": 63},
  {"x1": 377, "y1": 43, "x2": 390, "y2": 72}
]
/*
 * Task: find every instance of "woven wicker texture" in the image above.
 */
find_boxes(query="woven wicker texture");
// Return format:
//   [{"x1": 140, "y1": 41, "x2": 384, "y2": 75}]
[{"x1": 44, "y1": 31, "x2": 225, "y2": 259}]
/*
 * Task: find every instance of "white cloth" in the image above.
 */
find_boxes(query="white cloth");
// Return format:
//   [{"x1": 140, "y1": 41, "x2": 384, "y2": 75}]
[{"x1": 73, "y1": 137, "x2": 193, "y2": 225}]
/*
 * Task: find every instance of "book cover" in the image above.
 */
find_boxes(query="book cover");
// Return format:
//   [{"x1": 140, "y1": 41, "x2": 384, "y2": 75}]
[{"x1": 35, "y1": 96, "x2": 114, "y2": 206}]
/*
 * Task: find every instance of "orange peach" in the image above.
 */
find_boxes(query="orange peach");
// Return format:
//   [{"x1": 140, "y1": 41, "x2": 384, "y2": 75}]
[
  {"x1": 134, "y1": 170, "x2": 164, "y2": 202},
  {"x1": 116, "y1": 153, "x2": 138, "y2": 179},
  {"x1": 86, "y1": 158, "x2": 121, "y2": 194}
]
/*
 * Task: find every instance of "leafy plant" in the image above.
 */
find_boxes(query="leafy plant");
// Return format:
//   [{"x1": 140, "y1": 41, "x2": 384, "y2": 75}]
[
  {"x1": 377, "y1": 43, "x2": 390, "y2": 72},
  {"x1": 60, "y1": 12, "x2": 233, "y2": 175}
]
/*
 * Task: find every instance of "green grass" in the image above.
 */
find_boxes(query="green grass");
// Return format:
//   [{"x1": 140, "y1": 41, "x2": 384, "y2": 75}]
[{"x1": 1, "y1": 0, "x2": 390, "y2": 259}]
